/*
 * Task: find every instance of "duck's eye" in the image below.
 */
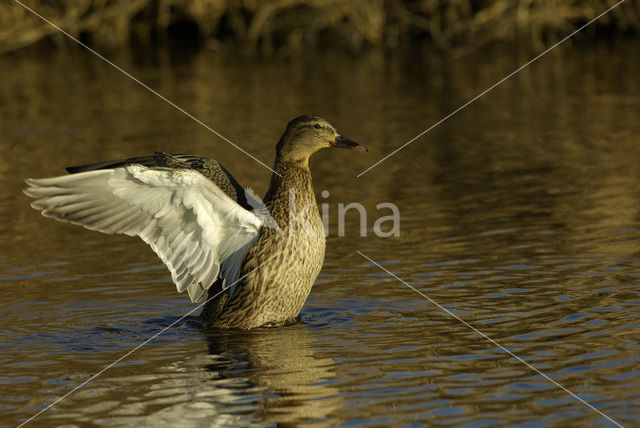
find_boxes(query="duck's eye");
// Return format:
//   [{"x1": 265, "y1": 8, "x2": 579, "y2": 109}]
[{"x1": 313, "y1": 124, "x2": 322, "y2": 129}]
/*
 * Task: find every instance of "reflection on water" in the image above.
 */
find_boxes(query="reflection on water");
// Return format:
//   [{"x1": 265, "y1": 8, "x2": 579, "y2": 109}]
[
  {"x1": 1, "y1": 42, "x2": 639, "y2": 426},
  {"x1": 24, "y1": 322, "x2": 340, "y2": 427}
]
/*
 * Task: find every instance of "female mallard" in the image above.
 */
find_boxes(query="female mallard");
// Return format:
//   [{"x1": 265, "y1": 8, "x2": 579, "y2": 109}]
[{"x1": 24, "y1": 115, "x2": 367, "y2": 330}]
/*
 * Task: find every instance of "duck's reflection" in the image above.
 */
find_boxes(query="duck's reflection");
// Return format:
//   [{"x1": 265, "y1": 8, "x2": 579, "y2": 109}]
[{"x1": 205, "y1": 322, "x2": 341, "y2": 425}]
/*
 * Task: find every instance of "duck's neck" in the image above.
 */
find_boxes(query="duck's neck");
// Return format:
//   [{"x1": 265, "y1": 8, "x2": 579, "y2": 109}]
[
  {"x1": 261, "y1": 157, "x2": 320, "y2": 233},
  {"x1": 264, "y1": 157, "x2": 314, "y2": 204}
]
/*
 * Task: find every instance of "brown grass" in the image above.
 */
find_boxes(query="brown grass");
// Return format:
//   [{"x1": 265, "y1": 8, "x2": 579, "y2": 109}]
[{"x1": 1, "y1": 0, "x2": 639, "y2": 55}]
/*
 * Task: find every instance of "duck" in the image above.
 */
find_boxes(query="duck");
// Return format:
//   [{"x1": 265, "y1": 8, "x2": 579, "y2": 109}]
[{"x1": 24, "y1": 115, "x2": 367, "y2": 330}]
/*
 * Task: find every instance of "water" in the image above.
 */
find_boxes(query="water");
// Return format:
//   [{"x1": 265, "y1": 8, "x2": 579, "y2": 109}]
[{"x1": 1, "y1": 42, "x2": 639, "y2": 426}]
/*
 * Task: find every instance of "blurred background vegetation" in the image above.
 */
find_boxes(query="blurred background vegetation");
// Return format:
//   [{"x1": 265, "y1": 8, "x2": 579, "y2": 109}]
[{"x1": 1, "y1": 0, "x2": 639, "y2": 55}]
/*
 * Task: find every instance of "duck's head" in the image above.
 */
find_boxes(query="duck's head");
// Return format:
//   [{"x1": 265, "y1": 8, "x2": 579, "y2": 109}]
[{"x1": 276, "y1": 115, "x2": 367, "y2": 166}]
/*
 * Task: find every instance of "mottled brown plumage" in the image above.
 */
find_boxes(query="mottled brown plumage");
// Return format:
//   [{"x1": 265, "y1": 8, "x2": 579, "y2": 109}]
[{"x1": 200, "y1": 158, "x2": 327, "y2": 328}]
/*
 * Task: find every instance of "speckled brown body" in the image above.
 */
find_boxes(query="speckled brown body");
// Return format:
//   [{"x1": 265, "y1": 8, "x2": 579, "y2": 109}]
[{"x1": 200, "y1": 159, "x2": 326, "y2": 329}]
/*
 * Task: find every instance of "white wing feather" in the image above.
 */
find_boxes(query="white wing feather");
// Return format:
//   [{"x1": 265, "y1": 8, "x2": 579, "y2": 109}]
[{"x1": 24, "y1": 165, "x2": 262, "y2": 303}]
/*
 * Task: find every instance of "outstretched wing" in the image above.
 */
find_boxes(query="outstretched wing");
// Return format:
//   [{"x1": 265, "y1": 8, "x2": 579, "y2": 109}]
[
  {"x1": 24, "y1": 165, "x2": 262, "y2": 303},
  {"x1": 65, "y1": 152, "x2": 252, "y2": 210}
]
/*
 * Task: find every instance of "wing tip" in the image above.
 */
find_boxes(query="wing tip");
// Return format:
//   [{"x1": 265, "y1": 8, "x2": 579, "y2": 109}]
[
  {"x1": 23, "y1": 179, "x2": 46, "y2": 200},
  {"x1": 23, "y1": 187, "x2": 35, "y2": 199}
]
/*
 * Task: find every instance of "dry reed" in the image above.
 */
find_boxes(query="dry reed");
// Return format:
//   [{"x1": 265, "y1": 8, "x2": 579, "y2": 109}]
[{"x1": 1, "y1": 0, "x2": 638, "y2": 54}]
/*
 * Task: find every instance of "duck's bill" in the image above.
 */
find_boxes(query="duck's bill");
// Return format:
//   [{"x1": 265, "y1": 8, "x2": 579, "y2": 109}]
[{"x1": 331, "y1": 134, "x2": 368, "y2": 152}]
